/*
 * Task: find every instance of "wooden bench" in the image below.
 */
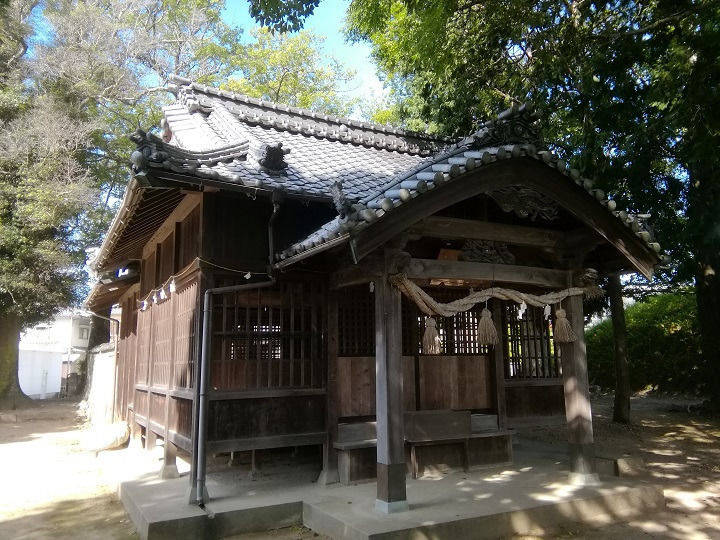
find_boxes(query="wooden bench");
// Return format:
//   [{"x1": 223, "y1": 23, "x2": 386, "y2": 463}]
[
  {"x1": 334, "y1": 411, "x2": 513, "y2": 483},
  {"x1": 334, "y1": 422, "x2": 377, "y2": 484},
  {"x1": 405, "y1": 410, "x2": 513, "y2": 478}
]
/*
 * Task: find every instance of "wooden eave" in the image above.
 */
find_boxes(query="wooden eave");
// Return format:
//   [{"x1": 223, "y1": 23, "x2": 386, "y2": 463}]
[
  {"x1": 348, "y1": 159, "x2": 659, "y2": 279},
  {"x1": 93, "y1": 179, "x2": 186, "y2": 273},
  {"x1": 84, "y1": 273, "x2": 140, "y2": 311},
  {"x1": 142, "y1": 168, "x2": 334, "y2": 204}
]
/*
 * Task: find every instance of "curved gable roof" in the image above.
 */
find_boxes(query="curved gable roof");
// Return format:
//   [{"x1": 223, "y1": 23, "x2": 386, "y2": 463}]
[
  {"x1": 274, "y1": 108, "x2": 663, "y2": 278},
  {"x1": 95, "y1": 78, "x2": 663, "y2": 278}
]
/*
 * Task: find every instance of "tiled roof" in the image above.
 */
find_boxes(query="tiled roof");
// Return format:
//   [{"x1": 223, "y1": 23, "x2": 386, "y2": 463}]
[
  {"x1": 126, "y1": 78, "x2": 663, "y2": 269},
  {"x1": 275, "y1": 132, "x2": 667, "y2": 267},
  {"x1": 130, "y1": 76, "x2": 449, "y2": 201}
]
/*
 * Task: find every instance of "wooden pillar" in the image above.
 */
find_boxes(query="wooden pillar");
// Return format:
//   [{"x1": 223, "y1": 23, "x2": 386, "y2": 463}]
[
  {"x1": 560, "y1": 294, "x2": 596, "y2": 481},
  {"x1": 161, "y1": 291, "x2": 179, "y2": 479},
  {"x1": 375, "y1": 252, "x2": 408, "y2": 513},
  {"x1": 491, "y1": 302, "x2": 507, "y2": 431},
  {"x1": 161, "y1": 441, "x2": 180, "y2": 479},
  {"x1": 318, "y1": 289, "x2": 340, "y2": 484},
  {"x1": 145, "y1": 302, "x2": 156, "y2": 450}
]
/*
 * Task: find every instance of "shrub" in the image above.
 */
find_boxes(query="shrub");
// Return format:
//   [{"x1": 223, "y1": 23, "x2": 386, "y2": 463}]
[{"x1": 586, "y1": 293, "x2": 702, "y2": 394}]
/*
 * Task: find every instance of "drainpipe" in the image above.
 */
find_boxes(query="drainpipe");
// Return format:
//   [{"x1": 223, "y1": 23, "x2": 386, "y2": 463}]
[{"x1": 190, "y1": 193, "x2": 282, "y2": 507}]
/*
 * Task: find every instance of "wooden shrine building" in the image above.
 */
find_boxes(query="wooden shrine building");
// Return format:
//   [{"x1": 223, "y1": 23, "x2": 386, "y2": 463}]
[{"x1": 86, "y1": 75, "x2": 662, "y2": 512}]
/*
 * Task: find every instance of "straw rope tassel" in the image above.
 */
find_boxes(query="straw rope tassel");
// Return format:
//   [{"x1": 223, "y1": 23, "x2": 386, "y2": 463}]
[
  {"x1": 477, "y1": 307, "x2": 499, "y2": 345},
  {"x1": 553, "y1": 307, "x2": 577, "y2": 343},
  {"x1": 423, "y1": 317, "x2": 442, "y2": 354}
]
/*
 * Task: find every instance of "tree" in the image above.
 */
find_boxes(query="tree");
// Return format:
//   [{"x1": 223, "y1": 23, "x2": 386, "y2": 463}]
[
  {"x1": 608, "y1": 274, "x2": 630, "y2": 423},
  {"x1": 247, "y1": 0, "x2": 319, "y2": 33},
  {"x1": 223, "y1": 28, "x2": 355, "y2": 115},
  {"x1": 586, "y1": 292, "x2": 700, "y2": 394},
  {"x1": 0, "y1": 1, "x2": 97, "y2": 406}
]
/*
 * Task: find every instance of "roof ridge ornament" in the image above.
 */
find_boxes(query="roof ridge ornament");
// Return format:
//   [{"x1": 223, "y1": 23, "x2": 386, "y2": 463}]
[
  {"x1": 470, "y1": 103, "x2": 541, "y2": 148},
  {"x1": 255, "y1": 142, "x2": 290, "y2": 172},
  {"x1": 330, "y1": 181, "x2": 353, "y2": 219}
]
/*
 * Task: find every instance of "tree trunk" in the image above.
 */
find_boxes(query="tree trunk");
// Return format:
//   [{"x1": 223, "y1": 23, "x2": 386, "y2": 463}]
[
  {"x1": 689, "y1": 172, "x2": 720, "y2": 409},
  {"x1": 0, "y1": 312, "x2": 29, "y2": 409},
  {"x1": 608, "y1": 273, "x2": 630, "y2": 424},
  {"x1": 687, "y1": 154, "x2": 720, "y2": 410},
  {"x1": 683, "y1": 42, "x2": 720, "y2": 411}
]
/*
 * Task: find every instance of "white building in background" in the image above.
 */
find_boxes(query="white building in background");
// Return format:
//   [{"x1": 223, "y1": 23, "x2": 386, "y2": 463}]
[{"x1": 19, "y1": 312, "x2": 92, "y2": 399}]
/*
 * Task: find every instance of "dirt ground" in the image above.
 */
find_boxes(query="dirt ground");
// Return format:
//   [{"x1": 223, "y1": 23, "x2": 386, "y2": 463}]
[
  {"x1": 515, "y1": 394, "x2": 720, "y2": 539},
  {"x1": 0, "y1": 395, "x2": 718, "y2": 539}
]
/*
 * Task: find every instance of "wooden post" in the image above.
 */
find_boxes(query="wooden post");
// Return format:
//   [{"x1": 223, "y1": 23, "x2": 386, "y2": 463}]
[
  {"x1": 491, "y1": 302, "x2": 507, "y2": 431},
  {"x1": 145, "y1": 300, "x2": 157, "y2": 450},
  {"x1": 161, "y1": 288, "x2": 179, "y2": 479},
  {"x1": 318, "y1": 290, "x2": 340, "y2": 484},
  {"x1": 374, "y1": 250, "x2": 408, "y2": 513},
  {"x1": 560, "y1": 294, "x2": 596, "y2": 482}
]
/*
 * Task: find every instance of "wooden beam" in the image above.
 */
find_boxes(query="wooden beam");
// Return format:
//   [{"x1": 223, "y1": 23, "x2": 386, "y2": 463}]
[
  {"x1": 410, "y1": 217, "x2": 565, "y2": 249},
  {"x1": 406, "y1": 258, "x2": 570, "y2": 288},
  {"x1": 492, "y1": 302, "x2": 507, "y2": 431},
  {"x1": 330, "y1": 265, "x2": 380, "y2": 289},
  {"x1": 161, "y1": 289, "x2": 180, "y2": 479},
  {"x1": 208, "y1": 388, "x2": 326, "y2": 401},
  {"x1": 207, "y1": 432, "x2": 327, "y2": 454}
]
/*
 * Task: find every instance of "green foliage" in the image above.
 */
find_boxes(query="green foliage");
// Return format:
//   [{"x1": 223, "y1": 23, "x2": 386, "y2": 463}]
[
  {"x1": 248, "y1": 0, "x2": 319, "y2": 33},
  {"x1": 224, "y1": 28, "x2": 356, "y2": 115},
  {"x1": 587, "y1": 293, "x2": 702, "y2": 394},
  {"x1": 0, "y1": 4, "x2": 96, "y2": 328}
]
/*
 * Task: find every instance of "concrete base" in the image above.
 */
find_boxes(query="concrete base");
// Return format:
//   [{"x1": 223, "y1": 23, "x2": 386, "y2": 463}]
[
  {"x1": 568, "y1": 472, "x2": 601, "y2": 486},
  {"x1": 160, "y1": 463, "x2": 180, "y2": 480},
  {"x1": 316, "y1": 467, "x2": 339, "y2": 486},
  {"x1": 120, "y1": 460, "x2": 664, "y2": 540},
  {"x1": 374, "y1": 499, "x2": 409, "y2": 514},
  {"x1": 121, "y1": 471, "x2": 311, "y2": 540},
  {"x1": 304, "y1": 467, "x2": 664, "y2": 540}
]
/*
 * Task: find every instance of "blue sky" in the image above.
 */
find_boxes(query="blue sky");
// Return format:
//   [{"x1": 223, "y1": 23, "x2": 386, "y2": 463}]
[{"x1": 222, "y1": 0, "x2": 387, "y2": 106}]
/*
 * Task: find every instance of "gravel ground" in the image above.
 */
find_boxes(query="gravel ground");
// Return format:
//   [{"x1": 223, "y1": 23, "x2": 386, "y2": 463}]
[{"x1": 0, "y1": 395, "x2": 718, "y2": 539}]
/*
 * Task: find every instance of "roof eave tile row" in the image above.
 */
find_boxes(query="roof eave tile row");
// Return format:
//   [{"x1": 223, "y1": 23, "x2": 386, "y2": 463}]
[{"x1": 275, "y1": 143, "x2": 665, "y2": 264}]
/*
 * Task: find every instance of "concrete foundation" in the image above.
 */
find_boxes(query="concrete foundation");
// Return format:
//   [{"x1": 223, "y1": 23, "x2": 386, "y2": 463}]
[{"x1": 120, "y1": 456, "x2": 664, "y2": 540}]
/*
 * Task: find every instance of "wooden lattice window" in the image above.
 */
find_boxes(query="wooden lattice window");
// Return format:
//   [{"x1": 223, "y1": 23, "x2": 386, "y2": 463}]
[
  {"x1": 150, "y1": 297, "x2": 173, "y2": 387},
  {"x1": 135, "y1": 308, "x2": 151, "y2": 384},
  {"x1": 502, "y1": 302, "x2": 561, "y2": 379},
  {"x1": 338, "y1": 284, "x2": 491, "y2": 357},
  {"x1": 210, "y1": 280, "x2": 326, "y2": 391},
  {"x1": 338, "y1": 284, "x2": 376, "y2": 356},
  {"x1": 402, "y1": 287, "x2": 492, "y2": 356},
  {"x1": 173, "y1": 280, "x2": 198, "y2": 389}
]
